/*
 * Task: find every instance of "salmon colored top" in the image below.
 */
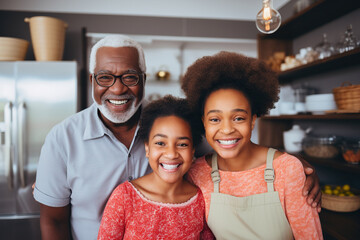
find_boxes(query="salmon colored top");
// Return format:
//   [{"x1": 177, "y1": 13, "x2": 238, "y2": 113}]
[
  {"x1": 97, "y1": 181, "x2": 214, "y2": 240},
  {"x1": 187, "y1": 153, "x2": 323, "y2": 240}
]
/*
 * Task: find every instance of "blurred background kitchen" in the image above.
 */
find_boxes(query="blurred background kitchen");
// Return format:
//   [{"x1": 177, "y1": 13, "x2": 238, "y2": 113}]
[{"x1": 0, "y1": 0, "x2": 359, "y2": 239}]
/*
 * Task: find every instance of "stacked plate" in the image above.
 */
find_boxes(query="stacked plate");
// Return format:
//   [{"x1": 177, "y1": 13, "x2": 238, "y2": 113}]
[{"x1": 305, "y1": 93, "x2": 337, "y2": 114}]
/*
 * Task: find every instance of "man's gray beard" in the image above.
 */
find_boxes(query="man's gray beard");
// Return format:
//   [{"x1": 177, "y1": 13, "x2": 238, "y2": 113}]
[{"x1": 92, "y1": 84, "x2": 143, "y2": 124}]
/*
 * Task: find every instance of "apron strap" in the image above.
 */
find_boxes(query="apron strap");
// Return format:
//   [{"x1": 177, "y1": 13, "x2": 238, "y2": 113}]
[
  {"x1": 211, "y1": 149, "x2": 276, "y2": 193},
  {"x1": 211, "y1": 153, "x2": 221, "y2": 193},
  {"x1": 264, "y1": 148, "x2": 276, "y2": 192}
]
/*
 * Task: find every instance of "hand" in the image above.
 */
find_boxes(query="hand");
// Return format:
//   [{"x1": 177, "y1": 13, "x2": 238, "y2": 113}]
[{"x1": 301, "y1": 161, "x2": 322, "y2": 213}]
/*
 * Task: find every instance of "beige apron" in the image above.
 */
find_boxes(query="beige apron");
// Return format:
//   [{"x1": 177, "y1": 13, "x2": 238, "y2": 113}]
[{"x1": 207, "y1": 148, "x2": 293, "y2": 240}]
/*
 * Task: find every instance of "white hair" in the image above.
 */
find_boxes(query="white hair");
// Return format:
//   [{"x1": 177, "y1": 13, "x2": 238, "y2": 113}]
[{"x1": 89, "y1": 34, "x2": 146, "y2": 74}]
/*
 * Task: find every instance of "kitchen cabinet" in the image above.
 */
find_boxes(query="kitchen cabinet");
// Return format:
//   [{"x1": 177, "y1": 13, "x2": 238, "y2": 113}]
[
  {"x1": 320, "y1": 209, "x2": 360, "y2": 240},
  {"x1": 257, "y1": 1, "x2": 360, "y2": 239},
  {"x1": 258, "y1": 0, "x2": 360, "y2": 167}
]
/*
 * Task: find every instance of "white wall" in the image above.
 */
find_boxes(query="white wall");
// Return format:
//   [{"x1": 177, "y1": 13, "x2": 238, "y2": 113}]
[
  {"x1": 0, "y1": 0, "x2": 289, "y2": 21},
  {"x1": 143, "y1": 40, "x2": 258, "y2": 82}
]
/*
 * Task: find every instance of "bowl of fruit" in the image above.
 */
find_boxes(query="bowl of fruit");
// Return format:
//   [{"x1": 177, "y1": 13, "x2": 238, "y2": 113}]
[{"x1": 321, "y1": 184, "x2": 360, "y2": 212}]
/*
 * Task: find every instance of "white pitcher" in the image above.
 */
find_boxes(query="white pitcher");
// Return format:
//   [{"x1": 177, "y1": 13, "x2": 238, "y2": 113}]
[{"x1": 283, "y1": 125, "x2": 311, "y2": 153}]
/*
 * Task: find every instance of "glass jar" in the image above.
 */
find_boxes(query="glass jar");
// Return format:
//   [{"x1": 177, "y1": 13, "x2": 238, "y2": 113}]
[
  {"x1": 343, "y1": 25, "x2": 358, "y2": 52},
  {"x1": 335, "y1": 25, "x2": 359, "y2": 54},
  {"x1": 302, "y1": 135, "x2": 340, "y2": 158},
  {"x1": 341, "y1": 137, "x2": 360, "y2": 164},
  {"x1": 314, "y1": 33, "x2": 334, "y2": 59}
]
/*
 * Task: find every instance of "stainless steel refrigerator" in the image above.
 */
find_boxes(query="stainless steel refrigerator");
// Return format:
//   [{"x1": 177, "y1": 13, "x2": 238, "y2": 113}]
[{"x1": 0, "y1": 61, "x2": 78, "y2": 239}]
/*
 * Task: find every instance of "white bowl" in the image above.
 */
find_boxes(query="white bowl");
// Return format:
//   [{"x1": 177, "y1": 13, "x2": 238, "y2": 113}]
[
  {"x1": 306, "y1": 93, "x2": 334, "y2": 102},
  {"x1": 305, "y1": 93, "x2": 336, "y2": 114},
  {"x1": 305, "y1": 102, "x2": 337, "y2": 114}
]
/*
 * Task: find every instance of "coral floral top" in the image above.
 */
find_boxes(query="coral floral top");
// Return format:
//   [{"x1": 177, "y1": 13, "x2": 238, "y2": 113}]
[
  {"x1": 97, "y1": 181, "x2": 214, "y2": 240},
  {"x1": 187, "y1": 153, "x2": 323, "y2": 240}
]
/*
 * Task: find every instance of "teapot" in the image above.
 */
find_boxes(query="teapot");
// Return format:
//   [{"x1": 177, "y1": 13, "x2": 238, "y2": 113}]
[{"x1": 283, "y1": 125, "x2": 311, "y2": 153}]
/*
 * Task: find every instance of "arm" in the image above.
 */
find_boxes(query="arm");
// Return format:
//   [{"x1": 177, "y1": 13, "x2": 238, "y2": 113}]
[
  {"x1": 40, "y1": 204, "x2": 71, "y2": 240},
  {"x1": 34, "y1": 128, "x2": 73, "y2": 237},
  {"x1": 284, "y1": 158, "x2": 323, "y2": 240},
  {"x1": 298, "y1": 156, "x2": 322, "y2": 211}
]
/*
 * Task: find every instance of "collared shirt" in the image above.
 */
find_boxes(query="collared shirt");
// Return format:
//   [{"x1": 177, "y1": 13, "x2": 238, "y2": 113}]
[{"x1": 34, "y1": 103, "x2": 152, "y2": 240}]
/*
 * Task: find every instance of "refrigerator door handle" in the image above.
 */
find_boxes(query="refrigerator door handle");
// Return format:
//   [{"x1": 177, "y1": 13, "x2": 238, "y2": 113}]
[
  {"x1": 18, "y1": 101, "x2": 27, "y2": 188},
  {"x1": 4, "y1": 102, "x2": 14, "y2": 189}
]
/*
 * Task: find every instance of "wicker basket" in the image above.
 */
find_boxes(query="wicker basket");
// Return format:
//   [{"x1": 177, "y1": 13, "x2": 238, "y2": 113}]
[
  {"x1": 322, "y1": 190, "x2": 360, "y2": 212},
  {"x1": 332, "y1": 82, "x2": 360, "y2": 110},
  {"x1": 0, "y1": 37, "x2": 29, "y2": 61}
]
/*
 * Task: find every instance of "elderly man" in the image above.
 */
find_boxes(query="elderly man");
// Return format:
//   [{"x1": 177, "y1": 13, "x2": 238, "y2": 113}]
[
  {"x1": 34, "y1": 35, "x2": 321, "y2": 240},
  {"x1": 34, "y1": 35, "x2": 152, "y2": 240}
]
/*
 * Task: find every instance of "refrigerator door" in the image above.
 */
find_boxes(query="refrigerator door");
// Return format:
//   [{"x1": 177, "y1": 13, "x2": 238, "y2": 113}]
[
  {"x1": 14, "y1": 61, "x2": 77, "y2": 214},
  {"x1": 0, "y1": 61, "x2": 78, "y2": 240},
  {"x1": 0, "y1": 62, "x2": 16, "y2": 215}
]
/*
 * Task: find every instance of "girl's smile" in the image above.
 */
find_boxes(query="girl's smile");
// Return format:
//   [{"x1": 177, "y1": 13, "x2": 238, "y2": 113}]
[{"x1": 216, "y1": 138, "x2": 240, "y2": 148}]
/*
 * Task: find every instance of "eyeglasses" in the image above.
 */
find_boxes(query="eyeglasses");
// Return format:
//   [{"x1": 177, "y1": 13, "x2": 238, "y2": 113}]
[{"x1": 93, "y1": 72, "x2": 143, "y2": 87}]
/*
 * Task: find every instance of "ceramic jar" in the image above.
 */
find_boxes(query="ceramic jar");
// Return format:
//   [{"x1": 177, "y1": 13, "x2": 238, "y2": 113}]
[{"x1": 283, "y1": 125, "x2": 309, "y2": 153}]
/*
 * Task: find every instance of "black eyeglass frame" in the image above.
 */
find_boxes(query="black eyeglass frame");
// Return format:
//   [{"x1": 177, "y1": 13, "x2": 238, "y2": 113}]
[{"x1": 92, "y1": 72, "x2": 144, "y2": 87}]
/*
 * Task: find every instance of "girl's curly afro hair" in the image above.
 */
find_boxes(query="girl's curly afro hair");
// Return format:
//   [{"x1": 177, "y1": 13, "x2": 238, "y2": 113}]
[
  {"x1": 181, "y1": 51, "x2": 279, "y2": 132},
  {"x1": 138, "y1": 95, "x2": 202, "y2": 148}
]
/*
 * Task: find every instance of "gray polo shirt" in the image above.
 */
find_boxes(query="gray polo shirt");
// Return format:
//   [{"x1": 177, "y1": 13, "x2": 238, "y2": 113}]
[{"x1": 34, "y1": 103, "x2": 152, "y2": 240}]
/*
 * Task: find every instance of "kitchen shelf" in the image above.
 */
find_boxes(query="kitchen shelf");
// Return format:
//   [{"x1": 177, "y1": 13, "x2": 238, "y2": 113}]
[
  {"x1": 87, "y1": 32, "x2": 256, "y2": 45},
  {"x1": 320, "y1": 209, "x2": 360, "y2": 240},
  {"x1": 262, "y1": 0, "x2": 360, "y2": 39},
  {"x1": 294, "y1": 153, "x2": 360, "y2": 174},
  {"x1": 257, "y1": 0, "x2": 360, "y2": 84},
  {"x1": 259, "y1": 114, "x2": 360, "y2": 156},
  {"x1": 261, "y1": 113, "x2": 360, "y2": 120},
  {"x1": 257, "y1": 2, "x2": 360, "y2": 237},
  {"x1": 278, "y1": 48, "x2": 360, "y2": 84}
]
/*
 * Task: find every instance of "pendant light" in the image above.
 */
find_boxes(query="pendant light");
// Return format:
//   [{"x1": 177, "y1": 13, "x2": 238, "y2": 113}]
[{"x1": 256, "y1": 0, "x2": 281, "y2": 34}]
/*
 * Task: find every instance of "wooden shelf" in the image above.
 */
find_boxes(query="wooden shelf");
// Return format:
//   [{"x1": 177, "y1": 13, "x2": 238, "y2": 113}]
[
  {"x1": 278, "y1": 48, "x2": 360, "y2": 84},
  {"x1": 320, "y1": 209, "x2": 360, "y2": 240},
  {"x1": 257, "y1": 0, "x2": 360, "y2": 84},
  {"x1": 261, "y1": 113, "x2": 360, "y2": 120},
  {"x1": 261, "y1": 0, "x2": 360, "y2": 40},
  {"x1": 295, "y1": 153, "x2": 360, "y2": 174},
  {"x1": 257, "y1": 3, "x2": 360, "y2": 237}
]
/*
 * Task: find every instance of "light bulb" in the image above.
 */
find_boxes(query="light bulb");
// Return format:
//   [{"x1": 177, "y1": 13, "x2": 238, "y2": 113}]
[{"x1": 256, "y1": 0, "x2": 281, "y2": 34}]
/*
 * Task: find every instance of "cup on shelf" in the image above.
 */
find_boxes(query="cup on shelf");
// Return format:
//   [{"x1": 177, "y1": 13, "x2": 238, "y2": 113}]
[{"x1": 279, "y1": 101, "x2": 296, "y2": 115}]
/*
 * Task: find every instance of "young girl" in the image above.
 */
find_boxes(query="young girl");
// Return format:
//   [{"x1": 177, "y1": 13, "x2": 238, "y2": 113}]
[
  {"x1": 181, "y1": 51, "x2": 323, "y2": 239},
  {"x1": 97, "y1": 95, "x2": 214, "y2": 239}
]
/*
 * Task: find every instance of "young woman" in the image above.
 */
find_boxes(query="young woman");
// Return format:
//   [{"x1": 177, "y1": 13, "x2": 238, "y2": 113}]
[
  {"x1": 97, "y1": 96, "x2": 214, "y2": 239},
  {"x1": 181, "y1": 52, "x2": 323, "y2": 239}
]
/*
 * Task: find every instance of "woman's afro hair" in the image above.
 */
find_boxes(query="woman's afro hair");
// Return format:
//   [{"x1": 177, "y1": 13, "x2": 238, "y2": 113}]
[
  {"x1": 181, "y1": 51, "x2": 279, "y2": 120},
  {"x1": 138, "y1": 95, "x2": 202, "y2": 148}
]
